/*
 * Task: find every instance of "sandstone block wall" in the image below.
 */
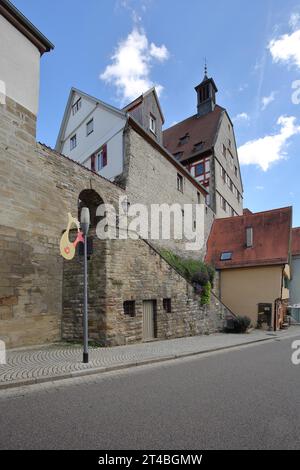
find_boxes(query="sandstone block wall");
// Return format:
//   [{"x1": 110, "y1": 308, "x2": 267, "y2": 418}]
[{"x1": 0, "y1": 97, "x2": 124, "y2": 347}]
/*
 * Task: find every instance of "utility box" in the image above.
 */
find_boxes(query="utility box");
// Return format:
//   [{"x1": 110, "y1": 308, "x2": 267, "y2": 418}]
[{"x1": 257, "y1": 303, "x2": 272, "y2": 328}]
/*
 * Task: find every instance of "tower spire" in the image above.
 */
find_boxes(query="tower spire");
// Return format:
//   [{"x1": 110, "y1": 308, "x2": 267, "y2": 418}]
[{"x1": 204, "y1": 58, "x2": 208, "y2": 79}]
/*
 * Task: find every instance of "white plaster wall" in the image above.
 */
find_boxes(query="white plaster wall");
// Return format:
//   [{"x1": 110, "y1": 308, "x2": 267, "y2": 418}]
[
  {"x1": 60, "y1": 98, "x2": 126, "y2": 180},
  {"x1": 0, "y1": 15, "x2": 40, "y2": 115},
  {"x1": 214, "y1": 113, "x2": 243, "y2": 217}
]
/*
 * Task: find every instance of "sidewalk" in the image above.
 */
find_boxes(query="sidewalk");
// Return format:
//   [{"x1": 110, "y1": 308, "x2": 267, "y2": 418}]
[{"x1": 1, "y1": 326, "x2": 300, "y2": 390}]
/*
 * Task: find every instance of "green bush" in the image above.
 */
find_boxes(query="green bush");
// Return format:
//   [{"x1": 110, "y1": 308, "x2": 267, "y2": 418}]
[
  {"x1": 200, "y1": 281, "x2": 211, "y2": 305},
  {"x1": 160, "y1": 249, "x2": 215, "y2": 286},
  {"x1": 225, "y1": 315, "x2": 251, "y2": 333}
]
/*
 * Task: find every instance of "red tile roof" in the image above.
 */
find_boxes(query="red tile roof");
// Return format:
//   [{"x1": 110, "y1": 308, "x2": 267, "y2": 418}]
[
  {"x1": 163, "y1": 105, "x2": 224, "y2": 163},
  {"x1": 292, "y1": 227, "x2": 300, "y2": 256},
  {"x1": 205, "y1": 207, "x2": 292, "y2": 269}
]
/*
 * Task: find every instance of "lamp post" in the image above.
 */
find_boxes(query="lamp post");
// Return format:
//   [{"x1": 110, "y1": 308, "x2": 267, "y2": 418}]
[{"x1": 80, "y1": 207, "x2": 90, "y2": 363}]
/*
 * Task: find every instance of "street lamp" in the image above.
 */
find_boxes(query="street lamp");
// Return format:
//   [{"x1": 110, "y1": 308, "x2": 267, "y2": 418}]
[{"x1": 80, "y1": 207, "x2": 90, "y2": 363}]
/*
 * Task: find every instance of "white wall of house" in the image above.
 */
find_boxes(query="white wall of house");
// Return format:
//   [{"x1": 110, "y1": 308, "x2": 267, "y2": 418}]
[
  {"x1": 0, "y1": 15, "x2": 40, "y2": 115},
  {"x1": 59, "y1": 93, "x2": 126, "y2": 180},
  {"x1": 214, "y1": 113, "x2": 243, "y2": 217}
]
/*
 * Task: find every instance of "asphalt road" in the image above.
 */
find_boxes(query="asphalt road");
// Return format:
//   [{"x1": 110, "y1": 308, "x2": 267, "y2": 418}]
[{"x1": 0, "y1": 334, "x2": 300, "y2": 450}]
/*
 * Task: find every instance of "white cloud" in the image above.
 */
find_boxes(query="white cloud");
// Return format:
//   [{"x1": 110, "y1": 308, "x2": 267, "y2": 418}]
[
  {"x1": 149, "y1": 43, "x2": 169, "y2": 61},
  {"x1": 100, "y1": 28, "x2": 169, "y2": 103},
  {"x1": 238, "y1": 83, "x2": 248, "y2": 92},
  {"x1": 268, "y1": 29, "x2": 300, "y2": 69},
  {"x1": 289, "y1": 13, "x2": 300, "y2": 30},
  {"x1": 255, "y1": 186, "x2": 264, "y2": 190},
  {"x1": 261, "y1": 91, "x2": 276, "y2": 110},
  {"x1": 233, "y1": 112, "x2": 250, "y2": 122},
  {"x1": 238, "y1": 115, "x2": 300, "y2": 171}
]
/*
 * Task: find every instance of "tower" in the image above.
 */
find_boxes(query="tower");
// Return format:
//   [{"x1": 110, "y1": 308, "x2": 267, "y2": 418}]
[{"x1": 194, "y1": 64, "x2": 218, "y2": 117}]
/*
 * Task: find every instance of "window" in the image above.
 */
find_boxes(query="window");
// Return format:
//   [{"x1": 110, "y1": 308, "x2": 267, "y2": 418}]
[
  {"x1": 70, "y1": 134, "x2": 77, "y2": 150},
  {"x1": 222, "y1": 144, "x2": 226, "y2": 158},
  {"x1": 228, "y1": 139, "x2": 231, "y2": 148},
  {"x1": 149, "y1": 114, "x2": 156, "y2": 134},
  {"x1": 193, "y1": 157, "x2": 210, "y2": 183},
  {"x1": 177, "y1": 173, "x2": 183, "y2": 192},
  {"x1": 246, "y1": 227, "x2": 253, "y2": 247},
  {"x1": 231, "y1": 207, "x2": 235, "y2": 217},
  {"x1": 195, "y1": 162, "x2": 204, "y2": 177},
  {"x1": 173, "y1": 152, "x2": 183, "y2": 160},
  {"x1": 163, "y1": 298, "x2": 172, "y2": 313},
  {"x1": 194, "y1": 141, "x2": 204, "y2": 152},
  {"x1": 179, "y1": 133, "x2": 189, "y2": 145},
  {"x1": 221, "y1": 167, "x2": 226, "y2": 182},
  {"x1": 86, "y1": 118, "x2": 94, "y2": 136},
  {"x1": 237, "y1": 191, "x2": 241, "y2": 203},
  {"x1": 96, "y1": 145, "x2": 107, "y2": 171},
  {"x1": 123, "y1": 300, "x2": 135, "y2": 317},
  {"x1": 234, "y1": 165, "x2": 238, "y2": 177},
  {"x1": 220, "y1": 195, "x2": 227, "y2": 211},
  {"x1": 229, "y1": 179, "x2": 233, "y2": 192},
  {"x1": 220, "y1": 252, "x2": 232, "y2": 261},
  {"x1": 72, "y1": 98, "x2": 81, "y2": 115},
  {"x1": 197, "y1": 192, "x2": 201, "y2": 204},
  {"x1": 205, "y1": 194, "x2": 210, "y2": 206}
]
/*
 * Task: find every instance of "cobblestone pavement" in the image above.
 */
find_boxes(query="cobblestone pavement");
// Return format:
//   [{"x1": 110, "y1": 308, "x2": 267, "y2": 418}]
[{"x1": 1, "y1": 326, "x2": 300, "y2": 388}]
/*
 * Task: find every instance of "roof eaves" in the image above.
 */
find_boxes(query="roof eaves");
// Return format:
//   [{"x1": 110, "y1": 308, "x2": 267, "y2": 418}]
[{"x1": 0, "y1": 0, "x2": 54, "y2": 54}]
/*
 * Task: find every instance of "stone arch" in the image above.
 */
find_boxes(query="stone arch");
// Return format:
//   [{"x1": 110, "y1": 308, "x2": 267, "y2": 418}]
[
  {"x1": 62, "y1": 188, "x2": 108, "y2": 345},
  {"x1": 78, "y1": 189, "x2": 104, "y2": 229}
]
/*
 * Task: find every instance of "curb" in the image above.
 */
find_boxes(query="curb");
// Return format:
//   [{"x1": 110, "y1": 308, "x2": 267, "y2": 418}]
[{"x1": 0, "y1": 336, "x2": 277, "y2": 391}]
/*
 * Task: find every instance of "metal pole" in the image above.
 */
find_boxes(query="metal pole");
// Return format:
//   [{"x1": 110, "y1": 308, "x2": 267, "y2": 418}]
[{"x1": 83, "y1": 234, "x2": 89, "y2": 363}]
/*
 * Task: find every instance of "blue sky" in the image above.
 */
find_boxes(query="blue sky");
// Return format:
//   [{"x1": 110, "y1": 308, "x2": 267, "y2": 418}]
[{"x1": 13, "y1": 0, "x2": 300, "y2": 225}]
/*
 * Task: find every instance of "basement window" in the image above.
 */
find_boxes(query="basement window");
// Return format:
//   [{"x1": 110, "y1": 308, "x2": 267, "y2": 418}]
[
  {"x1": 123, "y1": 300, "x2": 136, "y2": 317},
  {"x1": 163, "y1": 298, "x2": 172, "y2": 313},
  {"x1": 220, "y1": 252, "x2": 232, "y2": 261}
]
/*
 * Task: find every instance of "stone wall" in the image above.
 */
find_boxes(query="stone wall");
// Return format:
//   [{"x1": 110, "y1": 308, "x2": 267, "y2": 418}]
[
  {"x1": 62, "y1": 233, "x2": 229, "y2": 346},
  {"x1": 0, "y1": 97, "x2": 124, "y2": 347},
  {"x1": 0, "y1": 97, "x2": 229, "y2": 349},
  {"x1": 123, "y1": 125, "x2": 211, "y2": 259}
]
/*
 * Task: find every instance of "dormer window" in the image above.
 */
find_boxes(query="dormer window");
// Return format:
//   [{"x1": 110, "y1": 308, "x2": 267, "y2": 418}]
[
  {"x1": 246, "y1": 227, "x2": 253, "y2": 247},
  {"x1": 194, "y1": 141, "x2": 204, "y2": 152},
  {"x1": 149, "y1": 114, "x2": 156, "y2": 134},
  {"x1": 220, "y1": 252, "x2": 232, "y2": 261},
  {"x1": 173, "y1": 152, "x2": 183, "y2": 161},
  {"x1": 72, "y1": 97, "x2": 81, "y2": 115},
  {"x1": 179, "y1": 133, "x2": 189, "y2": 145}
]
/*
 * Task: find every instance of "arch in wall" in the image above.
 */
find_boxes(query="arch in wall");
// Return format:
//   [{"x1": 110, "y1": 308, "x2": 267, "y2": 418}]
[{"x1": 78, "y1": 189, "x2": 105, "y2": 229}]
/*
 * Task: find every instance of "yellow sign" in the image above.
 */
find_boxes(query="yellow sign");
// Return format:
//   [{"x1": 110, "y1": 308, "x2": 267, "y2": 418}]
[{"x1": 60, "y1": 213, "x2": 84, "y2": 260}]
